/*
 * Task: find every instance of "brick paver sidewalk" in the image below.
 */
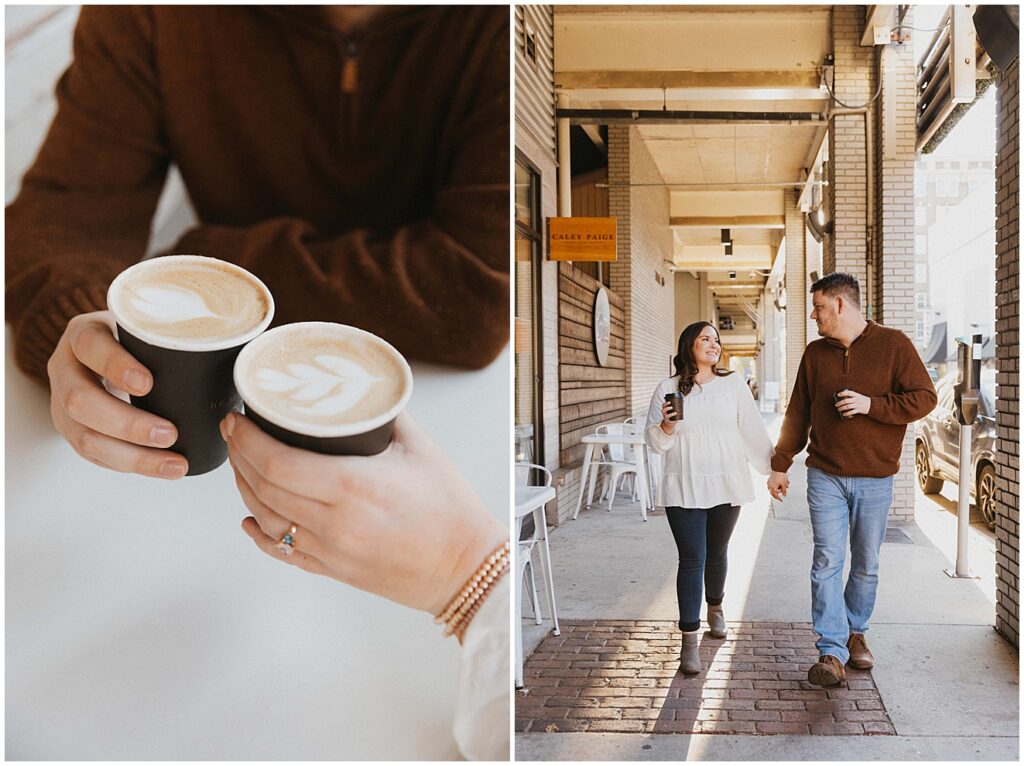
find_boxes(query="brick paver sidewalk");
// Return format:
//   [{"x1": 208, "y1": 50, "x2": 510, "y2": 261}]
[{"x1": 516, "y1": 620, "x2": 895, "y2": 736}]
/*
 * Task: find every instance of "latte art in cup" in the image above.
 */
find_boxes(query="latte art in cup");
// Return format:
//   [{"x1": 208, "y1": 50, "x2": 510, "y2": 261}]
[
  {"x1": 108, "y1": 255, "x2": 272, "y2": 348},
  {"x1": 234, "y1": 323, "x2": 412, "y2": 434},
  {"x1": 105, "y1": 254, "x2": 275, "y2": 475}
]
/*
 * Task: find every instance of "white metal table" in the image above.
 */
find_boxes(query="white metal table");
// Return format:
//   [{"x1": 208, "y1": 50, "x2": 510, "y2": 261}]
[{"x1": 572, "y1": 431, "x2": 652, "y2": 522}]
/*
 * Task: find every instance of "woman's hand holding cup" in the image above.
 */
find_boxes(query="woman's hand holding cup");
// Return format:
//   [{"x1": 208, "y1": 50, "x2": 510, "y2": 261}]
[
  {"x1": 224, "y1": 410, "x2": 506, "y2": 615},
  {"x1": 660, "y1": 400, "x2": 678, "y2": 435}
]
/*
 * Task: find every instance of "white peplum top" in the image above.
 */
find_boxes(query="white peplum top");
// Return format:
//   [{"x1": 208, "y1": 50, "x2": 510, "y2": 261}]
[{"x1": 646, "y1": 373, "x2": 774, "y2": 510}]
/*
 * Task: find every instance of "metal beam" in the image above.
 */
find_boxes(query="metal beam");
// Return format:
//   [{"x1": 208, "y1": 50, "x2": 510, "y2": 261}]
[
  {"x1": 556, "y1": 69, "x2": 823, "y2": 90},
  {"x1": 671, "y1": 215, "x2": 784, "y2": 229},
  {"x1": 557, "y1": 108, "x2": 826, "y2": 125}
]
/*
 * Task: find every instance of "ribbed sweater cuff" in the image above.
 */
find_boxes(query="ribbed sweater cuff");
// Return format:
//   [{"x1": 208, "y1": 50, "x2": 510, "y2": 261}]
[
  {"x1": 14, "y1": 283, "x2": 110, "y2": 385},
  {"x1": 867, "y1": 397, "x2": 886, "y2": 420},
  {"x1": 770, "y1": 455, "x2": 794, "y2": 473}
]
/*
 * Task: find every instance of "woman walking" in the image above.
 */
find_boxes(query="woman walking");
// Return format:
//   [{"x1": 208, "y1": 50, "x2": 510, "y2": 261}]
[{"x1": 646, "y1": 321, "x2": 774, "y2": 674}]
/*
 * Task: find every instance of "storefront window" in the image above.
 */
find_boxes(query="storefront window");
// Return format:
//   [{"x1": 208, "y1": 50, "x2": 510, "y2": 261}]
[{"x1": 515, "y1": 158, "x2": 543, "y2": 465}]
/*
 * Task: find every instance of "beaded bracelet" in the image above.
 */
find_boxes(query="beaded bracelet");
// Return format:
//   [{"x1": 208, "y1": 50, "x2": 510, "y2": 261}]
[{"x1": 435, "y1": 539, "x2": 510, "y2": 641}]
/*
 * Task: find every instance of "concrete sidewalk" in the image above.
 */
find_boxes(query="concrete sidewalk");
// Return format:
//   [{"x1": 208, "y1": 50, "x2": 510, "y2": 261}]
[{"x1": 516, "y1": 417, "x2": 1018, "y2": 761}]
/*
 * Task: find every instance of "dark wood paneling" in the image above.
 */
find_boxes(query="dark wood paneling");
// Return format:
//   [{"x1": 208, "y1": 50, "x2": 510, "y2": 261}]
[{"x1": 558, "y1": 262, "x2": 627, "y2": 466}]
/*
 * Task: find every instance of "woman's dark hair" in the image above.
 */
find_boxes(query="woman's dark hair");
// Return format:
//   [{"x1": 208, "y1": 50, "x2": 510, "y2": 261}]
[{"x1": 673, "y1": 321, "x2": 734, "y2": 395}]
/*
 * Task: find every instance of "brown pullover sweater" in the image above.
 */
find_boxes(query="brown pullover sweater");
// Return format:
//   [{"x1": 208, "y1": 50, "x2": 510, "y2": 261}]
[
  {"x1": 771, "y1": 321, "x2": 938, "y2": 478},
  {"x1": 6, "y1": 6, "x2": 509, "y2": 383}
]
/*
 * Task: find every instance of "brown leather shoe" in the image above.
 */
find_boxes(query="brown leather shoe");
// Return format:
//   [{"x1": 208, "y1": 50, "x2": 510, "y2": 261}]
[
  {"x1": 847, "y1": 632, "x2": 874, "y2": 670},
  {"x1": 807, "y1": 655, "x2": 846, "y2": 687}
]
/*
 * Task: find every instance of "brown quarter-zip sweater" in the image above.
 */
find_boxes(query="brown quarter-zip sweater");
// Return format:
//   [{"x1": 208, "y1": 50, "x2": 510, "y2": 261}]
[
  {"x1": 6, "y1": 6, "x2": 509, "y2": 383},
  {"x1": 771, "y1": 321, "x2": 938, "y2": 478}
]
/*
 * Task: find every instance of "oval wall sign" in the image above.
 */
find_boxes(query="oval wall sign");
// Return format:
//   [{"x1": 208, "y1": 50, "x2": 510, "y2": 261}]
[{"x1": 593, "y1": 287, "x2": 611, "y2": 367}]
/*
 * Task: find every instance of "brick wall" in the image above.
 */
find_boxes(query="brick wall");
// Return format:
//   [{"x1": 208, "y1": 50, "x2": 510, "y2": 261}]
[
  {"x1": 783, "y1": 190, "x2": 807, "y2": 407},
  {"x1": 625, "y1": 127, "x2": 676, "y2": 419},
  {"x1": 994, "y1": 58, "x2": 1019, "y2": 647},
  {"x1": 825, "y1": 4, "x2": 874, "y2": 296},
  {"x1": 608, "y1": 125, "x2": 633, "y2": 409},
  {"x1": 558, "y1": 265, "x2": 627, "y2": 469},
  {"x1": 876, "y1": 29, "x2": 917, "y2": 525}
]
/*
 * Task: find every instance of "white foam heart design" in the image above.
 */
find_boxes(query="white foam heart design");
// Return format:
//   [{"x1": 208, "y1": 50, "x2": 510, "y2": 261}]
[
  {"x1": 130, "y1": 286, "x2": 223, "y2": 323},
  {"x1": 254, "y1": 355, "x2": 382, "y2": 417}
]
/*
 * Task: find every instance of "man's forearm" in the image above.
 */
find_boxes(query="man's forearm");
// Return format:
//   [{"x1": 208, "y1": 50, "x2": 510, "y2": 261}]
[{"x1": 174, "y1": 214, "x2": 510, "y2": 369}]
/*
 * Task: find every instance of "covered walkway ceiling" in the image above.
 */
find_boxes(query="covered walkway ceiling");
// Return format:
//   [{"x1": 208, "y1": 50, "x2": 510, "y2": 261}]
[{"x1": 554, "y1": 4, "x2": 834, "y2": 324}]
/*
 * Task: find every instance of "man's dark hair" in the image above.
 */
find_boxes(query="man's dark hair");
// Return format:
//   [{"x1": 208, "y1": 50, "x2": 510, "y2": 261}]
[{"x1": 810, "y1": 272, "x2": 860, "y2": 307}]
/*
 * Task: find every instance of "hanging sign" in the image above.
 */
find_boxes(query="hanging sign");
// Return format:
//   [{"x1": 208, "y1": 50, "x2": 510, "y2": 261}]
[{"x1": 547, "y1": 217, "x2": 617, "y2": 262}]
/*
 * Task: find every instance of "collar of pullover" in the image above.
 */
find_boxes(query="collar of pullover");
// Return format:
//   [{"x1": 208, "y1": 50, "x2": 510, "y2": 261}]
[
  {"x1": 824, "y1": 319, "x2": 875, "y2": 350},
  {"x1": 256, "y1": 6, "x2": 429, "y2": 44}
]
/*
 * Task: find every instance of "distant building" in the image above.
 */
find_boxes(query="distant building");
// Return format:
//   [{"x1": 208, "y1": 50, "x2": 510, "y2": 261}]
[{"x1": 914, "y1": 152, "x2": 996, "y2": 376}]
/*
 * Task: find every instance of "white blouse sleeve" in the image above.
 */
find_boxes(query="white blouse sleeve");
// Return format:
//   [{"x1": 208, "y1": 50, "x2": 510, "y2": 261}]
[
  {"x1": 645, "y1": 379, "x2": 677, "y2": 454},
  {"x1": 453, "y1": 574, "x2": 510, "y2": 761},
  {"x1": 736, "y1": 376, "x2": 774, "y2": 475}
]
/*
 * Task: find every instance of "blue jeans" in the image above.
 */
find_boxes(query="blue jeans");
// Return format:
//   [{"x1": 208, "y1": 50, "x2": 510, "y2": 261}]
[
  {"x1": 665, "y1": 504, "x2": 741, "y2": 632},
  {"x1": 806, "y1": 467, "x2": 894, "y2": 663}
]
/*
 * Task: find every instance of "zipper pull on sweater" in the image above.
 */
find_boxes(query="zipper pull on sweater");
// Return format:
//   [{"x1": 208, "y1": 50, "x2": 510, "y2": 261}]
[{"x1": 341, "y1": 42, "x2": 359, "y2": 93}]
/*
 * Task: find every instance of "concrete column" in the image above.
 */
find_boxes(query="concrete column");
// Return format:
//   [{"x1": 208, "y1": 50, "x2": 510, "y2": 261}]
[
  {"x1": 994, "y1": 58, "x2": 1020, "y2": 647},
  {"x1": 876, "y1": 28, "x2": 918, "y2": 525},
  {"x1": 826, "y1": 5, "x2": 876, "y2": 299},
  {"x1": 783, "y1": 189, "x2": 807, "y2": 408}
]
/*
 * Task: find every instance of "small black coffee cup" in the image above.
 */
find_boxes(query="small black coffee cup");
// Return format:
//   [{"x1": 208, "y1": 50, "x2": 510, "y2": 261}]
[
  {"x1": 665, "y1": 392, "x2": 684, "y2": 422},
  {"x1": 107, "y1": 255, "x2": 275, "y2": 476},
  {"x1": 833, "y1": 391, "x2": 846, "y2": 419},
  {"x1": 233, "y1": 322, "x2": 413, "y2": 456}
]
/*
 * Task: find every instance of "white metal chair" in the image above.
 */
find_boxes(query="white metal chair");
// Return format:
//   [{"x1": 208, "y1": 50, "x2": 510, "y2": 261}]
[
  {"x1": 514, "y1": 463, "x2": 559, "y2": 688},
  {"x1": 592, "y1": 423, "x2": 642, "y2": 511}
]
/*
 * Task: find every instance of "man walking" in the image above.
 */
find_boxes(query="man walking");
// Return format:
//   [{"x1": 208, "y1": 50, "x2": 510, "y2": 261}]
[{"x1": 768, "y1": 273, "x2": 937, "y2": 686}]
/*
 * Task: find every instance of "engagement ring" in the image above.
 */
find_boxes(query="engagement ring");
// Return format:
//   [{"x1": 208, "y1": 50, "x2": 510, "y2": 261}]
[{"x1": 276, "y1": 524, "x2": 299, "y2": 556}]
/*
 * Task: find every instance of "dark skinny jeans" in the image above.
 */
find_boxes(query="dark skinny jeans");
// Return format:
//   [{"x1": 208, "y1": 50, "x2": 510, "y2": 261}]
[{"x1": 666, "y1": 504, "x2": 741, "y2": 632}]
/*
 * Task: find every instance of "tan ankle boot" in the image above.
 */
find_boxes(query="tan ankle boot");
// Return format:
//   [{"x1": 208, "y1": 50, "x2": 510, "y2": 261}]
[
  {"x1": 678, "y1": 630, "x2": 701, "y2": 675},
  {"x1": 707, "y1": 604, "x2": 727, "y2": 638}
]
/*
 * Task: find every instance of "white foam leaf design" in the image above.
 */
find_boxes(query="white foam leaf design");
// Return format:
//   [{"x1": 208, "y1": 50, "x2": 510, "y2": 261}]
[
  {"x1": 130, "y1": 286, "x2": 221, "y2": 323},
  {"x1": 255, "y1": 354, "x2": 383, "y2": 417},
  {"x1": 286, "y1": 364, "x2": 324, "y2": 380},
  {"x1": 292, "y1": 379, "x2": 337, "y2": 401},
  {"x1": 255, "y1": 368, "x2": 304, "y2": 392}
]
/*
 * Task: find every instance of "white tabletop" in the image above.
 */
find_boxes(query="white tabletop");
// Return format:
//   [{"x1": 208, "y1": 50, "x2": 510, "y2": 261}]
[
  {"x1": 514, "y1": 486, "x2": 556, "y2": 518},
  {"x1": 4, "y1": 328, "x2": 509, "y2": 760},
  {"x1": 580, "y1": 431, "x2": 646, "y2": 445}
]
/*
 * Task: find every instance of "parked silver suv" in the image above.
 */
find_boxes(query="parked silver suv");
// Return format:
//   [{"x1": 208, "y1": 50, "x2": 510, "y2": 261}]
[{"x1": 914, "y1": 368, "x2": 998, "y2": 529}]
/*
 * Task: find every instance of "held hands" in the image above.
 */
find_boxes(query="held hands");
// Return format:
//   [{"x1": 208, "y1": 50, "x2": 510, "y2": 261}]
[
  {"x1": 660, "y1": 401, "x2": 678, "y2": 435},
  {"x1": 767, "y1": 470, "x2": 789, "y2": 501},
  {"x1": 222, "y1": 411, "x2": 507, "y2": 615},
  {"x1": 835, "y1": 389, "x2": 871, "y2": 418},
  {"x1": 46, "y1": 311, "x2": 188, "y2": 478}
]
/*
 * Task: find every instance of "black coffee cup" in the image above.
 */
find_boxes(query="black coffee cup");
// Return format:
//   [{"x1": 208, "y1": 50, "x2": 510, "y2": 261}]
[
  {"x1": 834, "y1": 390, "x2": 846, "y2": 419},
  {"x1": 233, "y1": 322, "x2": 413, "y2": 456},
  {"x1": 665, "y1": 392, "x2": 684, "y2": 422},
  {"x1": 106, "y1": 255, "x2": 275, "y2": 475}
]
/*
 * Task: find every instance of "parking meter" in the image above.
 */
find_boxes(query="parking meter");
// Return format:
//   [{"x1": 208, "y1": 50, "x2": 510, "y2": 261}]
[
  {"x1": 953, "y1": 334, "x2": 982, "y2": 426},
  {"x1": 947, "y1": 334, "x2": 983, "y2": 579}
]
